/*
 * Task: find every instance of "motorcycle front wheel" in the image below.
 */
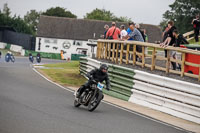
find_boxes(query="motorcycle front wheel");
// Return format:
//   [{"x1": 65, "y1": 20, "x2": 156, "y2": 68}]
[
  {"x1": 88, "y1": 92, "x2": 102, "y2": 112},
  {"x1": 74, "y1": 99, "x2": 81, "y2": 107}
]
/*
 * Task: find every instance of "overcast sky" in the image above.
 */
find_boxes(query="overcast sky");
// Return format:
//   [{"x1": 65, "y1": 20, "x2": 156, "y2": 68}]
[{"x1": 0, "y1": 0, "x2": 174, "y2": 25}]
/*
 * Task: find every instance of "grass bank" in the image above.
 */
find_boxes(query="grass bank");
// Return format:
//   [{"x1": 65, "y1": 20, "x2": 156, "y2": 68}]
[{"x1": 38, "y1": 61, "x2": 86, "y2": 87}]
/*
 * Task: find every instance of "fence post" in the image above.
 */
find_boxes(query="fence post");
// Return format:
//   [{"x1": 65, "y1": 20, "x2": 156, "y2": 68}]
[
  {"x1": 166, "y1": 49, "x2": 170, "y2": 73},
  {"x1": 97, "y1": 42, "x2": 100, "y2": 59},
  {"x1": 101, "y1": 43, "x2": 104, "y2": 59},
  {"x1": 181, "y1": 53, "x2": 185, "y2": 77},
  {"x1": 126, "y1": 44, "x2": 130, "y2": 64},
  {"x1": 133, "y1": 45, "x2": 136, "y2": 65},
  {"x1": 120, "y1": 43, "x2": 124, "y2": 64},
  {"x1": 108, "y1": 43, "x2": 111, "y2": 60},
  {"x1": 142, "y1": 46, "x2": 145, "y2": 68},
  {"x1": 105, "y1": 43, "x2": 108, "y2": 59},
  {"x1": 112, "y1": 43, "x2": 116, "y2": 62},
  {"x1": 151, "y1": 47, "x2": 156, "y2": 71},
  {"x1": 115, "y1": 43, "x2": 119, "y2": 63}
]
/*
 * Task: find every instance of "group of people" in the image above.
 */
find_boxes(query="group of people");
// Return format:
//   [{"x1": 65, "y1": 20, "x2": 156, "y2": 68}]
[
  {"x1": 102, "y1": 22, "x2": 148, "y2": 61},
  {"x1": 102, "y1": 22, "x2": 148, "y2": 42}
]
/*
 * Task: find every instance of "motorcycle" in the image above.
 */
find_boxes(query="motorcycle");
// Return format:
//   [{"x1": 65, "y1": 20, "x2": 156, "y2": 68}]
[
  {"x1": 29, "y1": 55, "x2": 34, "y2": 63},
  {"x1": 36, "y1": 56, "x2": 41, "y2": 63},
  {"x1": 5, "y1": 53, "x2": 15, "y2": 63},
  {"x1": 74, "y1": 80, "x2": 104, "y2": 112}
]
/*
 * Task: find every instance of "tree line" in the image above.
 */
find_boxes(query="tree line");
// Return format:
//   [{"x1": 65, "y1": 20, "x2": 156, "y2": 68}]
[
  {"x1": 1, "y1": 0, "x2": 200, "y2": 36},
  {"x1": 0, "y1": 4, "x2": 131, "y2": 36}
]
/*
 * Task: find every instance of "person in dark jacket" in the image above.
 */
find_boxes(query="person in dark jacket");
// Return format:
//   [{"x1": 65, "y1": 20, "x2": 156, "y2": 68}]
[
  {"x1": 76, "y1": 64, "x2": 110, "y2": 98},
  {"x1": 192, "y1": 15, "x2": 200, "y2": 42},
  {"x1": 170, "y1": 29, "x2": 189, "y2": 70}
]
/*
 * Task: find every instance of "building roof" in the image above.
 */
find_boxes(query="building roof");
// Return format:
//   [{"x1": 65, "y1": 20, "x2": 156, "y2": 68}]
[{"x1": 37, "y1": 15, "x2": 162, "y2": 43}]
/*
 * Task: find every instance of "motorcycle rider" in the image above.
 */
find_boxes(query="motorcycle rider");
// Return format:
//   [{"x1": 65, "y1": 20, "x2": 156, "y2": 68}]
[
  {"x1": 36, "y1": 53, "x2": 41, "y2": 63},
  {"x1": 76, "y1": 64, "x2": 110, "y2": 98}
]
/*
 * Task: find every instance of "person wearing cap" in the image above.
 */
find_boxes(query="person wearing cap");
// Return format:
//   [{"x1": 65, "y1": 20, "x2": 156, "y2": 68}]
[
  {"x1": 192, "y1": 14, "x2": 200, "y2": 42},
  {"x1": 106, "y1": 22, "x2": 120, "y2": 40}
]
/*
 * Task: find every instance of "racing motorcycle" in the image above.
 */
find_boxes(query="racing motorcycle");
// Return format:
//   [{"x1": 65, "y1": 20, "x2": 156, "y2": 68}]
[
  {"x1": 29, "y1": 55, "x2": 34, "y2": 63},
  {"x1": 5, "y1": 53, "x2": 15, "y2": 63},
  {"x1": 36, "y1": 56, "x2": 41, "y2": 63},
  {"x1": 74, "y1": 80, "x2": 104, "y2": 112}
]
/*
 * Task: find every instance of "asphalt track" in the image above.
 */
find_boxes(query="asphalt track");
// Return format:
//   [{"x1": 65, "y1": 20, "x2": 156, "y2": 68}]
[{"x1": 0, "y1": 57, "x2": 191, "y2": 133}]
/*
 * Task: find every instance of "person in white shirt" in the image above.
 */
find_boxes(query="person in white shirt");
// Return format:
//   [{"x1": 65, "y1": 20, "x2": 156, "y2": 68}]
[{"x1": 120, "y1": 25, "x2": 127, "y2": 40}]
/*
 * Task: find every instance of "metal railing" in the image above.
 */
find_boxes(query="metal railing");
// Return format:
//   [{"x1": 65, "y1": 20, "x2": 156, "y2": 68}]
[{"x1": 96, "y1": 39, "x2": 200, "y2": 81}]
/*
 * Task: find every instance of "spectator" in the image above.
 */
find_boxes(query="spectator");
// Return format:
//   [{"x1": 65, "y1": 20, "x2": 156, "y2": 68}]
[
  {"x1": 106, "y1": 22, "x2": 120, "y2": 40},
  {"x1": 120, "y1": 25, "x2": 127, "y2": 40},
  {"x1": 162, "y1": 25, "x2": 170, "y2": 42},
  {"x1": 126, "y1": 22, "x2": 144, "y2": 42},
  {"x1": 125, "y1": 22, "x2": 144, "y2": 61},
  {"x1": 0, "y1": 51, "x2": 1, "y2": 59},
  {"x1": 127, "y1": 24, "x2": 134, "y2": 40},
  {"x1": 160, "y1": 21, "x2": 177, "y2": 60},
  {"x1": 170, "y1": 29, "x2": 189, "y2": 70},
  {"x1": 135, "y1": 23, "x2": 145, "y2": 41},
  {"x1": 101, "y1": 24, "x2": 109, "y2": 39},
  {"x1": 192, "y1": 14, "x2": 200, "y2": 42}
]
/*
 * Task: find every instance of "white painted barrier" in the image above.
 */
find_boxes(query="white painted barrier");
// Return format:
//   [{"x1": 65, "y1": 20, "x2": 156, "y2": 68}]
[
  {"x1": 10, "y1": 45, "x2": 23, "y2": 53},
  {"x1": 0, "y1": 42, "x2": 7, "y2": 49}
]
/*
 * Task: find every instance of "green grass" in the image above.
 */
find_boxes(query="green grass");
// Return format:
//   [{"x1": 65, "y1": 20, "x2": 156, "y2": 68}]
[
  {"x1": 188, "y1": 38, "x2": 200, "y2": 45},
  {"x1": 40, "y1": 61, "x2": 86, "y2": 87}
]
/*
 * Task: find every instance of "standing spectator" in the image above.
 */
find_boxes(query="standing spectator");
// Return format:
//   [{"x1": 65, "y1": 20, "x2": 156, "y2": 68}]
[
  {"x1": 135, "y1": 23, "x2": 145, "y2": 42},
  {"x1": 120, "y1": 25, "x2": 127, "y2": 40},
  {"x1": 125, "y1": 22, "x2": 144, "y2": 61},
  {"x1": 101, "y1": 24, "x2": 109, "y2": 39},
  {"x1": 192, "y1": 15, "x2": 200, "y2": 42},
  {"x1": 160, "y1": 20, "x2": 177, "y2": 62},
  {"x1": 106, "y1": 22, "x2": 120, "y2": 40},
  {"x1": 160, "y1": 21, "x2": 177, "y2": 48},
  {"x1": 0, "y1": 51, "x2": 1, "y2": 59}
]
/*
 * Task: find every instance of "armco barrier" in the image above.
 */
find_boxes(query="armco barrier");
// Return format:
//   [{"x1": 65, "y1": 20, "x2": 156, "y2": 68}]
[{"x1": 79, "y1": 57, "x2": 200, "y2": 124}]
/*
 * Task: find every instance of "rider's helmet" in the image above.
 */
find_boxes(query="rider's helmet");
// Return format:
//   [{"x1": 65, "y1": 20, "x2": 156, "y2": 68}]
[{"x1": 100, "y1": 64, "x2": 108, "y2": 73}]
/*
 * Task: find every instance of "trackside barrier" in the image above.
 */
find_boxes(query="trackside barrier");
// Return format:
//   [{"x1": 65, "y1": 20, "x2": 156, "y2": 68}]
[
  {"x1": 79, "y1": 57, "x2": 200, "y2": 124},
  {"x1": 10, "y1": 45, "x2": 23, "y2": 53},
  {"x1": 0, "y1": 42, "x2": 7, "y2": 49}
]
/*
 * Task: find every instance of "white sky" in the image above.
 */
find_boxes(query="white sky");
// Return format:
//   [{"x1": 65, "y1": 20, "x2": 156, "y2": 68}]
[{"x1": 0, "y1": 0, "x2": 174, "y2": 25}]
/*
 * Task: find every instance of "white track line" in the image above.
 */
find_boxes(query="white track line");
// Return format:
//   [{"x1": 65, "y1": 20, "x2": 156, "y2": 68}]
[{"x1": 32, "y1": 66, "x2": 191, "y2": 133}]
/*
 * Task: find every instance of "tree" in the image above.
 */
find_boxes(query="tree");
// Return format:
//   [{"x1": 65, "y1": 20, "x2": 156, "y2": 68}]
[
  {"x1": 0, "y1": 3, "x2": 34, "y2": 35},
  {"x1": 42, "y1": 7, "x2": 77, "y2": 18},
  {"x1": 24, "y1": 10, "x2": 41, "y2": 33},
  {"x1": 3, "y1": 3, "x2": 11, "y2": 17},
  {"x1": 84, "y1": 8, "x2": 131, "y2": 22},
  {"x1": 160, "y1": 0, "x2": 200, "y2": 33}
]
